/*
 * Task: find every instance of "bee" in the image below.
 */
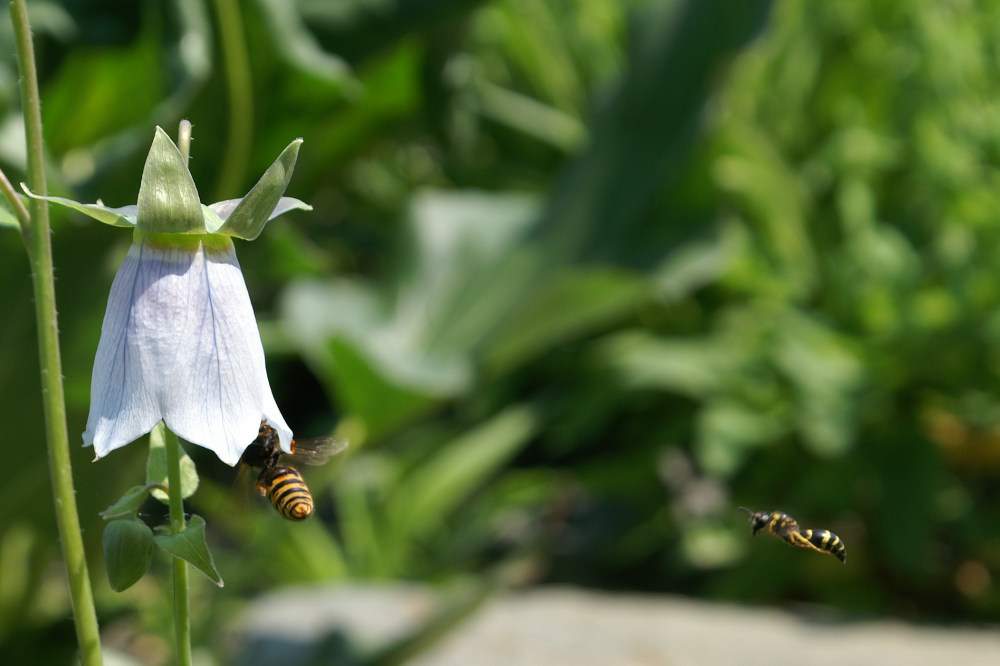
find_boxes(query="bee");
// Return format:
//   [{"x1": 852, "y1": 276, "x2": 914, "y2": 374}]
[
  {"x1": 738, "y1": 507, "x2": 846, "y2": 563},
  {"x1": 239, "y1": 421, "x2": 348, "y2": 521}
]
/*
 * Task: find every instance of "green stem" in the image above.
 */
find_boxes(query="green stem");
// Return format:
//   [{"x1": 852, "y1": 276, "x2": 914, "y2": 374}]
[
  {"x1": 8, "y1": 1, "x2": 103, "y2": 664},
  {"x1": 211, "y1": 0, "x2": 253, "y2": 199},
  {"x1": 159, "y1": 423, "x2": 192, "y2": 666}
]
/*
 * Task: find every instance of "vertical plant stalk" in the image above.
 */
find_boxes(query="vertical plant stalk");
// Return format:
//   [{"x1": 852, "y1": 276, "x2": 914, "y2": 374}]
[
  {"x1": 211, "y1": 0, "x2": 253, "y2": 199},
  {"x1": 160, "y1": 423, "x2": 192, "y2": 666},
  {"x1": 164, "y1": 121, "x2": 193, "y2": 666},
  {"x1": 8, "y1": 1, "x2": 103, "y2": 664}
]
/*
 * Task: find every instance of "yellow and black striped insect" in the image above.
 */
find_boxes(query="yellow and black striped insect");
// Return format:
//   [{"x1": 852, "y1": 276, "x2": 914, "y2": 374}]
[
  {"x1": 738, "y1": 507, "x2": 846, "y2": 563},
  {"x1": 239, "y1": 421, "x2": 348, "y2": 521}
]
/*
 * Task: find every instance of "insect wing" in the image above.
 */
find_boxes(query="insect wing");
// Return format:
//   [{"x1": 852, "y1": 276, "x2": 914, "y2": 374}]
[
  {"x1": 289, "y1": 436, "x2": 349, "y2": 465},
  {"x1": 228, "y1": 462, "x2": 266, "y2": 527}
]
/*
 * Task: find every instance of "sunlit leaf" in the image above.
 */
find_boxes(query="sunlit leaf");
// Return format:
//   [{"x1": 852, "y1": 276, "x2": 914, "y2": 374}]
[{"x1": 387, "y1": 406, "x2": 539, "y2": 543}]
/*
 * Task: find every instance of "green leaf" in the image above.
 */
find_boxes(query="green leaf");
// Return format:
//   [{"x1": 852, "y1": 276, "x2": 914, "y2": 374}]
[
  {"x1": 20, "y1": 186, "x2": 137, "y2": 227},
  {"x1": 327, "y1": 335, "x2": 437, "y2": 440},
  {"x1": 279, "y1": 190, "x2": 538, "y2": 435},
  {"x1": 103, "y1": 518, "x2": 155, "y2": 592},
  {"x1": 388, "y1": 406, "x2": 539, "y2": 543},
  {"x1": 698, "y1": 398, "x2": 790, "y2": 477},
  {"x1": 137, "y1": 127, "x2": 203, "y2": 233},
  {"x1": 484, "y1": 267, "x2": 648, "y2": 373},
  {"x1": 600, "y1": 330, "x2": 736, "y2": 397},
  {"x1": 146, "y1": 426, "x2": 199, "y2": 502},
  {"x1": 215, "y1": 139, "x2": 307, "y2": 239},
  {"x1": 153, "y1": 515, "x2": 224, "y2": 587},
  {"x1": 538, "y1": 0, "x2": 773, "y2": 266},
  {"x1": 0, "y1": 196, "x2": 21, "y2": 229},
  {"x1": 99, "y1": 485, "x2": 150, "y2": 520},
  {"x1": 254, "y1": 0, "x2": 359, "y2": 91}
]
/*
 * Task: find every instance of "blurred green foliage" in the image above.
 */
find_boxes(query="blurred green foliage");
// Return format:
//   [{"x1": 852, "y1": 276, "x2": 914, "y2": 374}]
[{"x1": 4, "y1": 0, "x2": 1000, "y2": 662}]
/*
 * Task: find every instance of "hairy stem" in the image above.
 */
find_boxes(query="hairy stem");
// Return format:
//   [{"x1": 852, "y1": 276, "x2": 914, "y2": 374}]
[{"x1": 9, "y1": 0, "x2": 103, "y2": 663}]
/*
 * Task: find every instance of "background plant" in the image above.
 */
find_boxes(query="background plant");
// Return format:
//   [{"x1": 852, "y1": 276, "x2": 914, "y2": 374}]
[{"x1": 3, "y1": 0, "x2": 1000, "y2": 662}]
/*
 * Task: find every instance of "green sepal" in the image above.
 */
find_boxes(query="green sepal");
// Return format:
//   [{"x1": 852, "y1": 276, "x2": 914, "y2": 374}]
[
  {"x1": 201, "y1": 204, "x2": 226, "y2": 234},
  {"x1": 21, "y1": 128, "x2": 311, "y2": 237},
  {"x1": 99, "y1": 485, "x2": 149, "y2": 520},
  {"x1": 153, "y1": 515, "x2": 224, "y2": 587},
  {"x1": 215, "y1": 139, "x2": 306, "y2": 239},
  {"x1": 137, "y1": 126, "x2": 204, "y2": 233},
  {"x1": 20, "y1": 185, "x2": 137, "y2": 227},
  {"x1": 147, "y1": 426, "x2": 199, "y2": 503},
  {"x1": 103, "y1": 517, "x2": 155, "y2": 592}
]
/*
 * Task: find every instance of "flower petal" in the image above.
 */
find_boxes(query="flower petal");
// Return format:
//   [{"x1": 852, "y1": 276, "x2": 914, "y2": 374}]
[
  {"x1": 83, "y1": 241, "x2": 167, "y2": 457},
  {"x1": 84, "y1": 233, "x2": 292, "y2": 465}
]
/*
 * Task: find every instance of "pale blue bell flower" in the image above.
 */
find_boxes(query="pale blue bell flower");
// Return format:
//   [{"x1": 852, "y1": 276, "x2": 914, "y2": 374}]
[
  {"x1": 27, "y1": 126, "x2": 310, "y2": 464},
  {"x1": 82, "y1": 233, "x2": 291, "y2": 465}
]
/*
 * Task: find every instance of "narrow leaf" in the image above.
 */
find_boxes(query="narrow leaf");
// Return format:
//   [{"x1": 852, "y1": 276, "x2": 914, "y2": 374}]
[
  {"x1": 255, "y1": 0, "x2": 359, "y2": 89},
  {"x1": 390, "y1": 406, "x2": 539, "y2": 541},
  {"x1": 153, "y1": 515, "x2": 224, "y2": 587}
]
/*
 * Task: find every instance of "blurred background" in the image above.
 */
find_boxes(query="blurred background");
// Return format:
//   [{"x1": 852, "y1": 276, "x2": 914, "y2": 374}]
[{"x1": 3, "y1": 0, "x2": 1000, "y2": 663}]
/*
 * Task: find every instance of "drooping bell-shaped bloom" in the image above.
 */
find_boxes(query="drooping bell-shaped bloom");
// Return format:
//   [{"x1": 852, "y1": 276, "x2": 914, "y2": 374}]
[{"x1": 27, "y1": 127, "x2": 309, "y2": 465}]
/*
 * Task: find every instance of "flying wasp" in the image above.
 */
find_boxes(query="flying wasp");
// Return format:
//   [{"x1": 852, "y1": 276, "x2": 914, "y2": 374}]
[
  {"x1": 738, "y1": 507, "x2": 846, "y2": 563},
  {"x1": 239, "y1": 421, "x2": 348, "y2": 521}
]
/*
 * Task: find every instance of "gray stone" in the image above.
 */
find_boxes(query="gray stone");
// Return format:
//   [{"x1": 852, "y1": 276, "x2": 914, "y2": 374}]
[{"x1": 233, "y1": 584, "x2": 1000, "y2": 666}]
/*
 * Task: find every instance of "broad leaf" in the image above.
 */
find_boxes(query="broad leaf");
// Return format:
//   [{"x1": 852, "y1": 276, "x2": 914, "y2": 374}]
[
  {"x1": 104, "y1": 518, "x2": 155, "y2": 592},
  {"x1": 154, "y1": 515, "x2": 223, "y2": 587}
]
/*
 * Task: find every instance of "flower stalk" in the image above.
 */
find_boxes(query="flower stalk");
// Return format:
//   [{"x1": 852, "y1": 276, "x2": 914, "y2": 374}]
[
  {"x1": 211, "y1": 0, "x2": 254, "y2": 199},
  {"x1": 9, "y1": 0, "x2": 103, "y2": 663},
  {"x1": 165, "y1": 123, "x2": 193, "y2": 666},
  {"x1": 161, "y1": 423, "x2": 192, "y2": 666}
]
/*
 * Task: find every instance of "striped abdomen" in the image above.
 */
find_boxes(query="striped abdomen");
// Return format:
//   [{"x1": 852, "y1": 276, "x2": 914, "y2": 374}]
[
  {"x1": 259, "y1": 466, "x2": 314, "y2": 521},
  {"x1": 800, "y1": 528, "x2": 846, "y2": 563}
]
